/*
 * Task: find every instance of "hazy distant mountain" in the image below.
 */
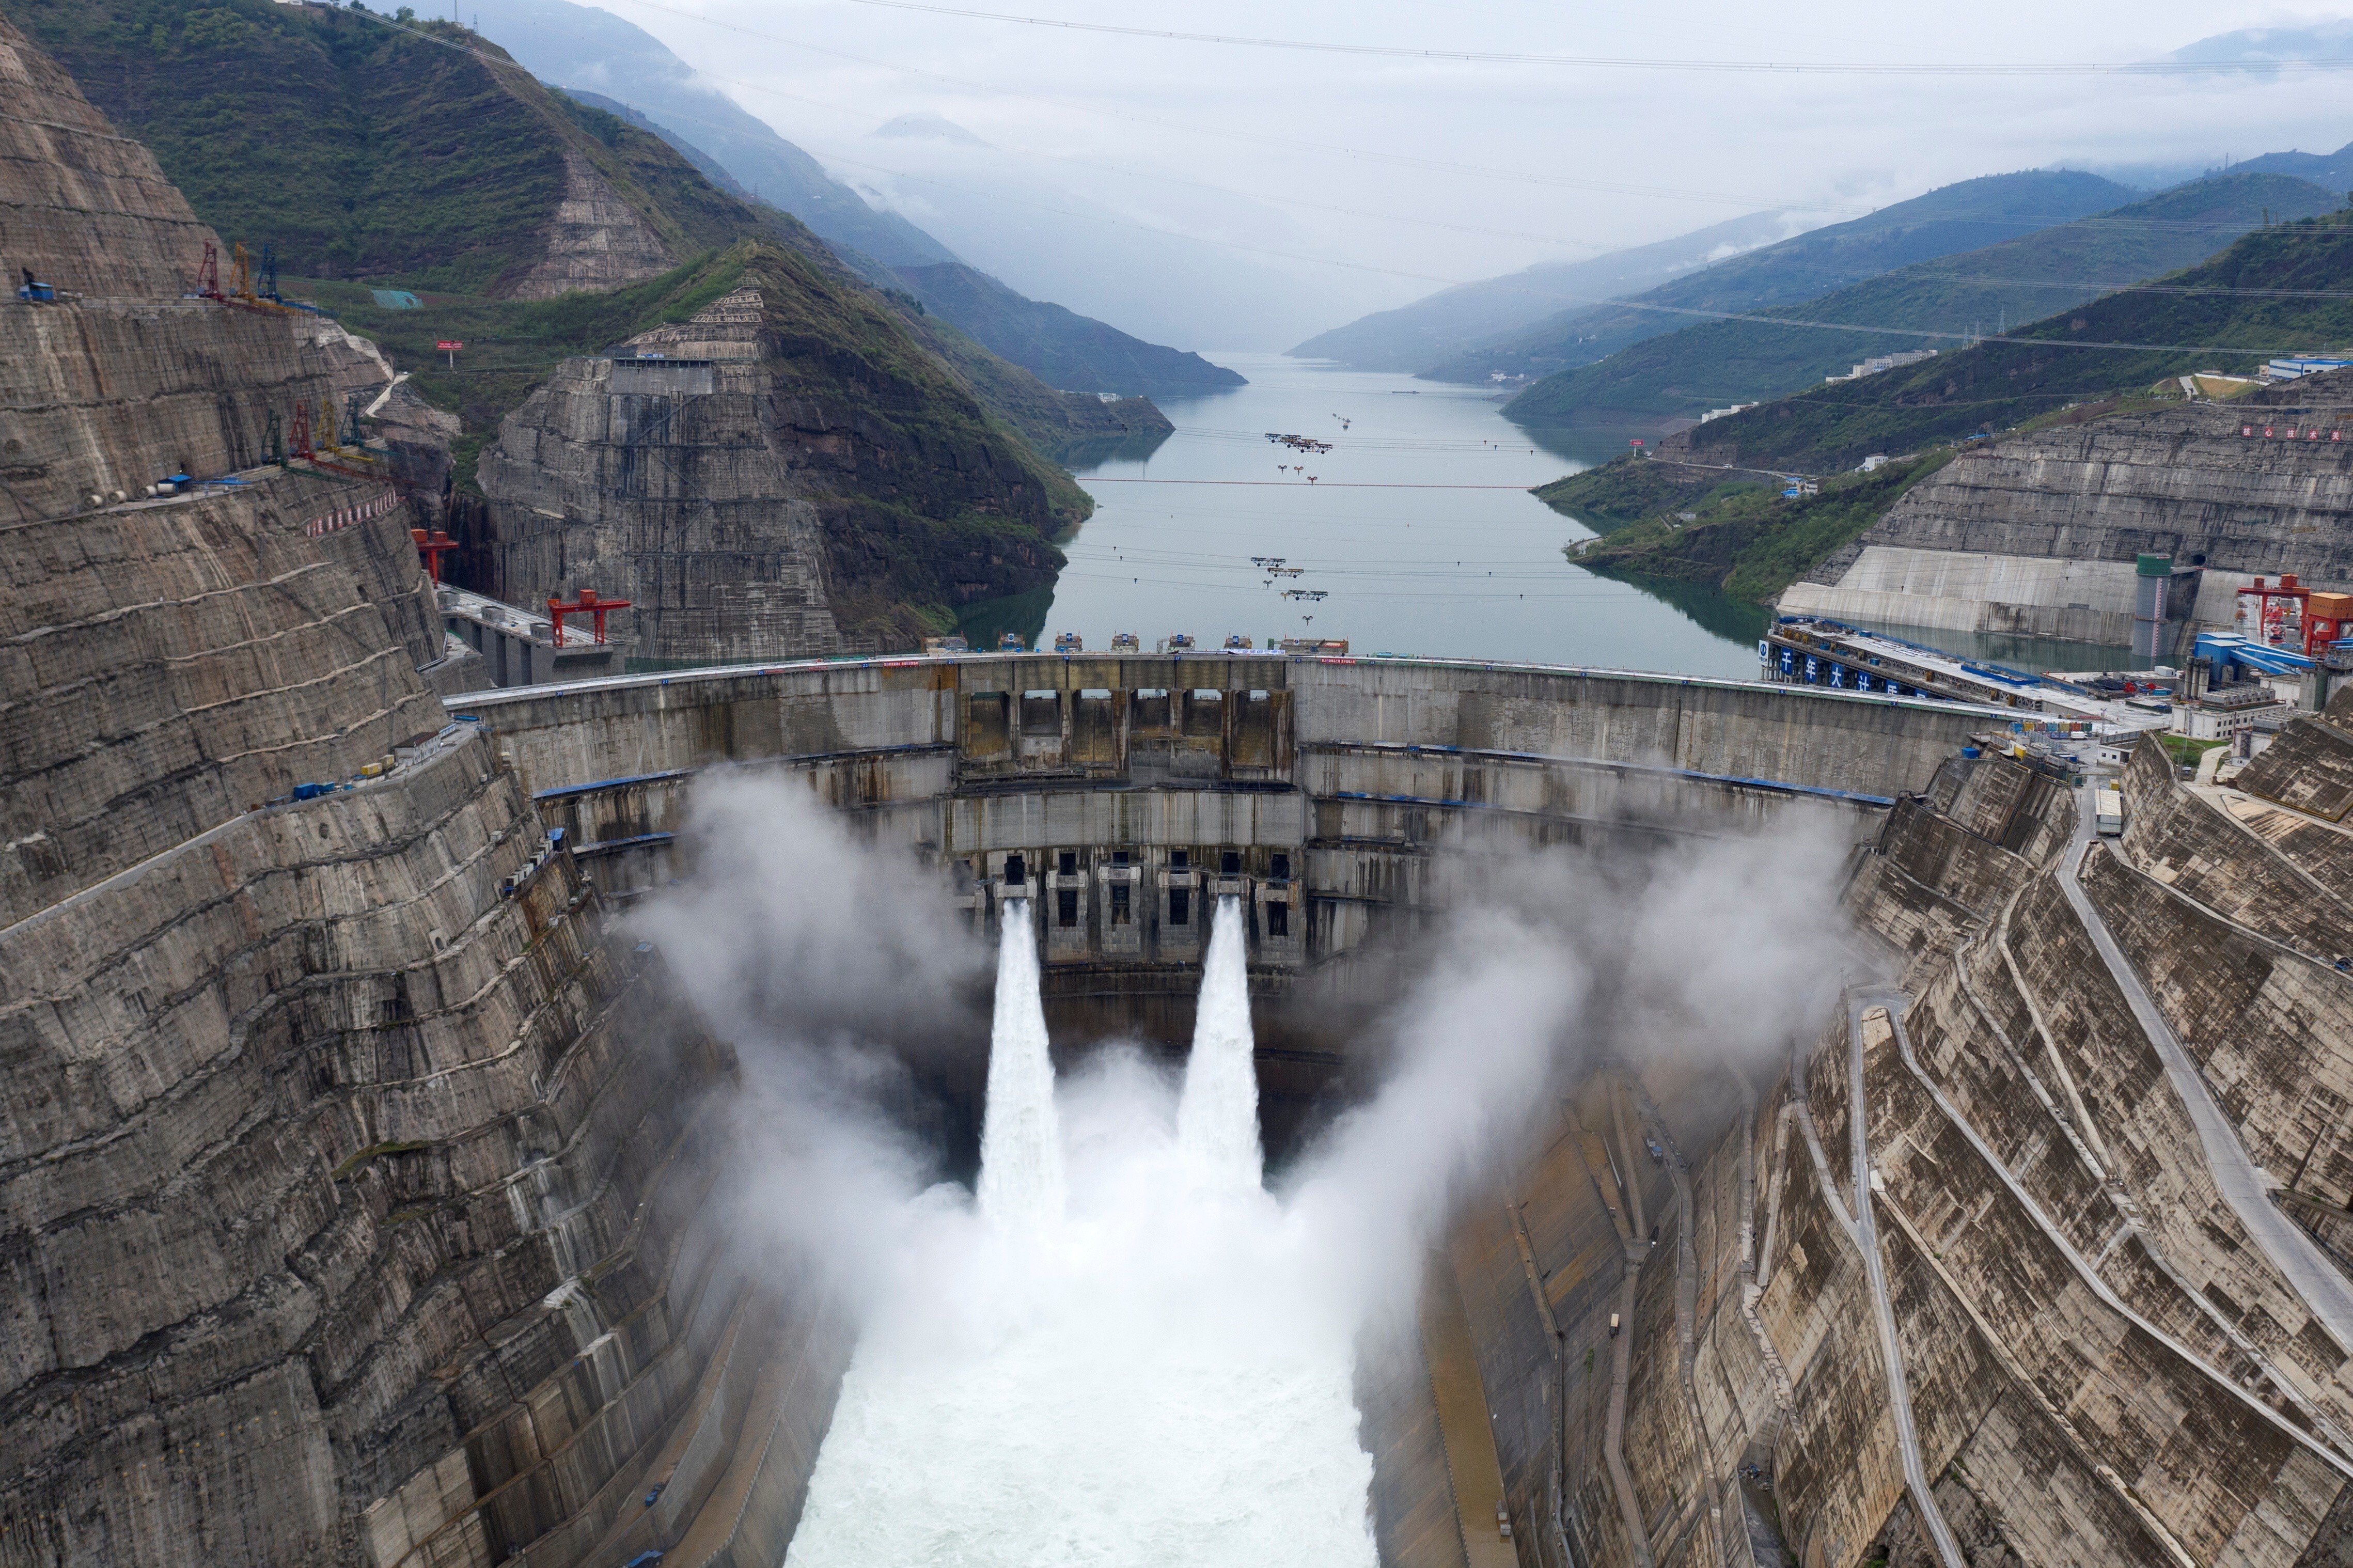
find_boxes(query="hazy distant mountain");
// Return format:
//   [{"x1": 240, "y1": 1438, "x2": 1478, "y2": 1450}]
[
  {"x1": 467, "y1": 0, "x2": 957, "y2": 268},
  {"x1": 1503, "y1": 169, "x2": 2339, "y2": 431},
  {"x1": 2163, "y1": 21, "x2": 2353, "y2": 69},
  {"x1": 559, "y1": 87, "x2": 1240, "y2": 397},
  {"x1": 894, "y1": 263, "x2": 1245, "y2": 396},
  {"x1": 1423, "y1": 169, "x2": 2140, "y2": 384},
  {"x1": 2224, "y1": 138, "x2": 2353, "y2": 194},
  {"x1": 1288, "y1": 211, "x2": 1806, "y2": 372},
  {"x1": 876, "y1": 113, "x2": 992, "y2": 148},
  {"x1": 842, "y1": 134, "x2": 1388, "y2": 351}
]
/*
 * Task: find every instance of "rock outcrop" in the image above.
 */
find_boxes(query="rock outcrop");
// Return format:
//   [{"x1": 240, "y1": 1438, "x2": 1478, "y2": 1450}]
[
  {"x1": 476, "y1": 244, "x2": 1086, "y2": 660},
  {"x1": 506, "y1": 148, "x2": 681, "y2": 301}
]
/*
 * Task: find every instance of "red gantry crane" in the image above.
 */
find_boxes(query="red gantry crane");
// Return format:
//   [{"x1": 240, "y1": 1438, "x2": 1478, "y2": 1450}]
[
  {"x1": 547, "y1": 587, "x2": 630, "y2": 647},
  {"x1": 411, "y1": 528, "x2": 457, "y2": 583}
]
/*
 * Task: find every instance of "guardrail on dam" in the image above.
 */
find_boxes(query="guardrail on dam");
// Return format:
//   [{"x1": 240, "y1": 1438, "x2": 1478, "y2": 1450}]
[{"x1": 467, "y1": 652, "x2": 1999, "y2": 977}]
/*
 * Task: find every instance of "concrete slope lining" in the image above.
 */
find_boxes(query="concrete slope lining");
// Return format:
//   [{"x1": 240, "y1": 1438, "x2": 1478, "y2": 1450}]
[
  {"x1": 1845, "y1": 992, "x2": 1967, "y2": 1568},
  {"x1": 2062, "y1": 783, "x2": 2353, "y2": 1355}
]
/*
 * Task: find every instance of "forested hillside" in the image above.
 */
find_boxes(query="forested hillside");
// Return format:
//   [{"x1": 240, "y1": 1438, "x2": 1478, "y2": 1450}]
[
  {"x1": 1503, "y1": 171, "x2": 2338, "y2": 432},
  {"x1": 1421, "y1": 169, "x2": 2136, "y2": 385},
  {"x1": 1421, "y1": 169, "x2": 2146, "y2": 386},
  {"x1": 1666, "y1": 207, "x2": 2353, "y2": 473}
]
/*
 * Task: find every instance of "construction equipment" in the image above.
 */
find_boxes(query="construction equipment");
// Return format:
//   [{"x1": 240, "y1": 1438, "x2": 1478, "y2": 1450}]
[
  {"x1": 231, "y1": 242, "x2": 255, "y2": 304},
  {"x1": 343, "y1": 396, "x2": 366, "y2": 448},
  {"x1": 316, "y1": 396, "x2": 338, "y2": 453},
  {"x1": 263, "y1": 407, "x2": 285, "y2": 466},
  {"x1": 2237, "y1": 574, "x2": 2313, "y2": 649},
  {"x1": 259, "y1": 242, "x2": 281, "y2": 303},
  {"x1": 16, "y1": 268, "x2": 56, "y2": 303},
  {"x1": 997, "y1": 631, "x2": 1026, "y2": 651},
  {"x1": 193, "y1": 240, "x2": 221, "y2": 300},
  {"x1": 1110, "y1": 632, "x2": 1140, "y2": 651},
  {"x1": 288, "y1": 399, "x2": 312, "y2": 459},
  {"x1": 411, "y1": 528, "x2": 456, "y2": 583},
  {"x1": 1053, "y1": 631, "x2": 1084, "y2": 653},
  {"x1": 547, "y1": 587, "x2": 631, "y2": 647}
]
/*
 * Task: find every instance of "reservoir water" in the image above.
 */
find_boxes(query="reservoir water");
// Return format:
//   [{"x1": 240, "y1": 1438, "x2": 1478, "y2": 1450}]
[
  {"x1": 1042, "y1": 352, "x2": 1767, "y2": 676},
  {"x1": 1035, "y1": 352, "x2": 2129, "y2": 678}
]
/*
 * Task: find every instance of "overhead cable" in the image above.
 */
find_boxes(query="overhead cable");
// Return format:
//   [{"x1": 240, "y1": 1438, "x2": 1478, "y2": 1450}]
[{"x1": 834, "y1": 1, "x2": 2353, "y2": 77}]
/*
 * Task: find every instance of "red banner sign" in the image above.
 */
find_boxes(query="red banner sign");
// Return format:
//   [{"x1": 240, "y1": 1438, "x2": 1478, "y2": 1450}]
[{"x1": 435, "y1": 340, "x2": 464, "y2": 351}]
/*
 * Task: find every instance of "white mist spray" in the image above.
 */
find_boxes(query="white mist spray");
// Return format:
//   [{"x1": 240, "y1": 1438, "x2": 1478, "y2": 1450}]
[
  {"x1": 1176, "y1": 896, "x2": 1262, "y2": 1189},
  {"x1": 977, "y1": 898, "x2": 1066, "y2": 1229}
]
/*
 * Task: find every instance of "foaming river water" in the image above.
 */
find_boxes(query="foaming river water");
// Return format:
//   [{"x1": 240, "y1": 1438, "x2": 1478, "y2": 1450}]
[
  {"x1": 782, "y1": 899, "x2": 1377, "y2": 1567},
  {"x1": 1041, "y1": 352, "x2": 1767, "y2": 676}
]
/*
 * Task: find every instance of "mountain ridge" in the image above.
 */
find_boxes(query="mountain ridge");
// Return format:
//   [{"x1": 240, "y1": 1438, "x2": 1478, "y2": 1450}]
[
  {"x1": 1502, "y1": 169, "x2": 2341, "y2": 434},
  {"x1": 1421, "y1": 169, "x2": 2141, "y2": 386},
  {"x1": 1287, "y1": 210, "x2": 1802, "y2": 372}
]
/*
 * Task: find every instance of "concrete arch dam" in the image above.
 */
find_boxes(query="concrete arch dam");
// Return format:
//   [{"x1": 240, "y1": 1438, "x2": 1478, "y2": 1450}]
[
  {"x1": 414, "y1": 653, "x2": 1998, "y2": 1567},
  {"x1": 479, "y1": 654, "x2": 1972, "y2": 1144}
]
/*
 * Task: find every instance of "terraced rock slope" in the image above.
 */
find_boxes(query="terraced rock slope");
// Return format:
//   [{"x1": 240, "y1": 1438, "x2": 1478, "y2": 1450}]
[{"x1": 2, "y1": 22, "x2": 844, "y2": 1566}]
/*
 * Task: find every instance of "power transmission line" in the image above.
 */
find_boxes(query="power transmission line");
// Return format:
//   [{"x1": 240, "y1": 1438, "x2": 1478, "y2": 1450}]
[
  {"x1": 601, "y1": 0, "x2": 2343, "y2": 241},
  {"x1": 832, "y1": 0, "x2": 2353, "y2": 77}
]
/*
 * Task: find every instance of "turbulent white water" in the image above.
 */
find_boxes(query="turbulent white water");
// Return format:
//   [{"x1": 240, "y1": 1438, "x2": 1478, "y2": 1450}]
[
  {"x1": 975, "y1": 898, "x2": 1065, "y2": 1230},
  {"x1": 782, "y1": 897, "x2": 1375, "y2": 1568},
  {"x1": 1175, "y1": 897, "x2": 1262, "y2": 1189}
]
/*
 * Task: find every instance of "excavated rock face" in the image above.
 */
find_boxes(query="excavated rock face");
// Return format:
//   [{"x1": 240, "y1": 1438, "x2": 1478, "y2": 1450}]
[
  {"x1": 477, "y1": 252, "x2": 1076, "y2": 660},
  {"x1": 0, "y1": 299, "x2": 397, "y2": 523},
  {"x1": 1, "y1": 23, "x2": 835, "y2": 1568},
  {"x1": 0, "y1": 15, "x2": 213, "y2": 299},
  {"x1": 0, "y1": 471, "x2": 446, "y2": 924},
  {"x1": 1805, "y1": 375, "x2": 2353, "y2": 591},
  {"x1": 0, "y1": 14, "x2": 396, "y2": 522},
  {"x1": 1429, "y1": 736, "x2": 2353, "y2": 1568},
  {"x1": 505, "y1": 148, "x2": 680, "y2": 301}
]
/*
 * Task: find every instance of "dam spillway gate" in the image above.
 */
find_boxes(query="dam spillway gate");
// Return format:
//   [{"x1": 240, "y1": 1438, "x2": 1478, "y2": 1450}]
[{"x1": 493, "y1": 652, "x2": 1981, "y2": 979}]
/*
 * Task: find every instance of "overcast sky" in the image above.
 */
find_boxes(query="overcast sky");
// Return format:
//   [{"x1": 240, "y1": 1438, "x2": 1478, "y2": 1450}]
[{"x1": 574, "y1": 1, "x2": 2353, "y2": 333}]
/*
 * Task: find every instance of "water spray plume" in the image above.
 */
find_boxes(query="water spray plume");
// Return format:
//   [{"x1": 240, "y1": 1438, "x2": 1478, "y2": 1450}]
[
  {"x1": 1176, "y1": 895, "x2": 1263, "y2": 1188},
  {"x1": 978, "y1": 897, "x2": 1067, "y2": 1229}
]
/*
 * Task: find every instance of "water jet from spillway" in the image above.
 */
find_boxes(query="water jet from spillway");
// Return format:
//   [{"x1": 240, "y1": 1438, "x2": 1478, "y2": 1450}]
[
  {"x1": 781, "y1": 895, "x2": 1376, "y2": 1568},
  {"x1": 976, "y1": 897, "x2": 1064, "y2": 1230},
  {"x1": 1176, "y1": 896, "x2": 1262, "y2": 1189}
]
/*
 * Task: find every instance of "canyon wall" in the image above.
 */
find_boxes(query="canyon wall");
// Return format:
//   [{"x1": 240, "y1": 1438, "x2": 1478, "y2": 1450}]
[
  {"x1": 2, "y1": 23, "x2": 843, "y2": 1567},
  {"x1": 476, "y1": 253, "x2": 1086, "y2": 660},
  {"x1": 1432, "y1": 733, "x2": 2353, "y2": 1567}
]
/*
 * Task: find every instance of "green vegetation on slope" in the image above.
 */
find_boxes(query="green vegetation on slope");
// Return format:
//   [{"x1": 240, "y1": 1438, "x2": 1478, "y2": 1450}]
[
  {"x1": 1504, "y1": 171, "x2": 2340, "y2": 431},
  {"x1": 1533, "y1": 456, "x2": 1772, "y2": 537},
  {"x1": 300, "y1": 248, "x2": 756, "y2": 488},
  {"x1": 1422, "y1": 169, "x2": 2137, "y2": 385},
  {"x1": 1559, "y1": 453, "x2": 1953, "y2": 603},
  {"x1": 1668, "y1": 208, "x2": 2353, "y2": 473}
]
